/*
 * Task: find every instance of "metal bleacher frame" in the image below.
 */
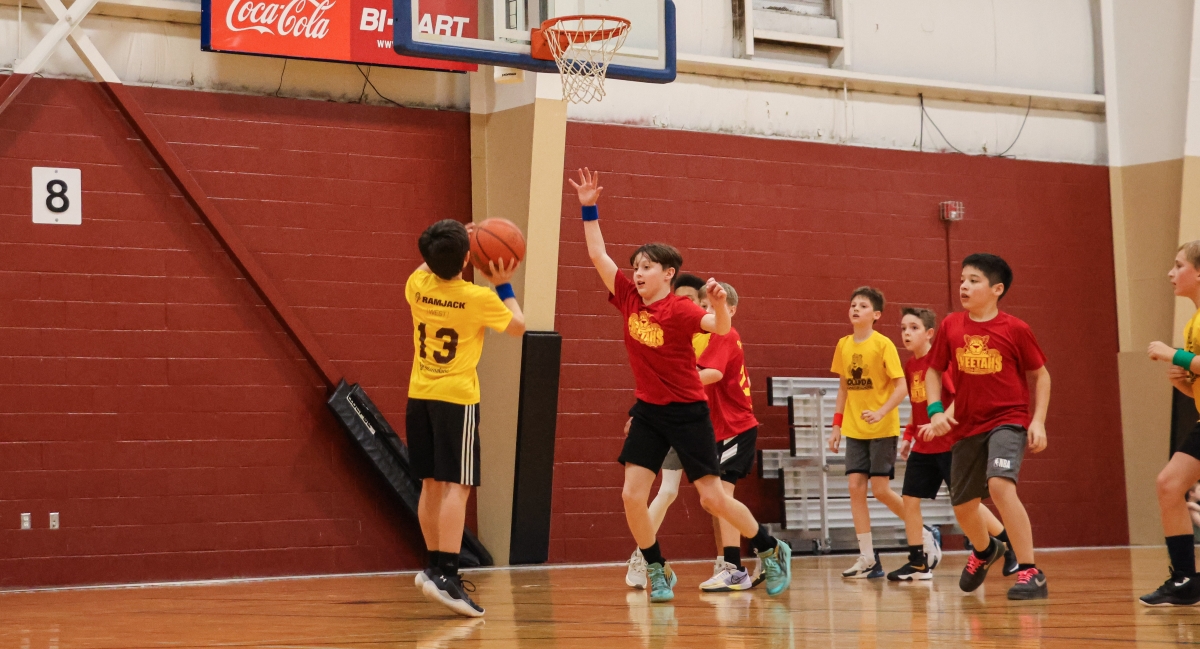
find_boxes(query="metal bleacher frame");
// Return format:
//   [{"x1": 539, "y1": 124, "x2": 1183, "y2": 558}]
[{"x1": 760, "y1": 377, "x2": 958, "y2": 554}]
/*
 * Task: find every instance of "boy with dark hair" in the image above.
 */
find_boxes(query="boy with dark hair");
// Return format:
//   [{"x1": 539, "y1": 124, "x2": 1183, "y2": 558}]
[
  {"x1": 625, "y1": 274, "x2": 708, "y2": 589},
  {"x1": 829, "y1": 287, "x2": 913, "y2": 579},
  {"x1": 570, "y1": 168, "x2": 791, "y2": 603},
  {"x1": 407, "y1": 219, "x2": 526, "y2": 617},
  {"x1": 696, "y1": 282, "x2": 763, "y2": 592},
  {"x1": 1142, "y1": 240, "x2": 1200, "y2": 606},
  {"x1": 925, "y1": 253, "x2": 1051, "y2": 600},
  {"x1": 887, "y1": 307, "x2": 1016, "y2": 581}
]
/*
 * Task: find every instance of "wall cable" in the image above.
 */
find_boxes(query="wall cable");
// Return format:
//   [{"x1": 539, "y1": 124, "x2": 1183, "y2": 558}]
[{"x1": 356, "y1": 65, "x2": 405, "y2": 107}]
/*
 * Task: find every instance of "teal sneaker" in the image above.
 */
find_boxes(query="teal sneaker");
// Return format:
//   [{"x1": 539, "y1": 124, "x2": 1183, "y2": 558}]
[
  {"x1": 757, "y1": 540, "x2": 792, "y2": 596},
  {"x1": 647, "y1": 562, "x2": 678, "y2": 603}
]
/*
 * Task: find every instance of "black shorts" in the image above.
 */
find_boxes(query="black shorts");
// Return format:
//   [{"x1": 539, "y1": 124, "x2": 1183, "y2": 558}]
[
  {"x1": 902, "y1": 450, "x2": 953, "y2": 499},
  {"x1": 718, "y1": 427, "x2": 758, "y2": 485},
  {"x1": 619, "y1": 400, "x2": 720, "y2": 482},
  {"x1": 406, "y1": 398, "x2": 481, "y2": 486},
  {"x1": 1179, "y1": 421, "x2": 1200, "y2": 461}
]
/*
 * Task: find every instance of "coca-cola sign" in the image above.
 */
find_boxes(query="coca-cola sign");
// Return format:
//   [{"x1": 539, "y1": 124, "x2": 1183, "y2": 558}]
[{"x1": 201, "y1": 0, "x2": 475, "y2": 71}]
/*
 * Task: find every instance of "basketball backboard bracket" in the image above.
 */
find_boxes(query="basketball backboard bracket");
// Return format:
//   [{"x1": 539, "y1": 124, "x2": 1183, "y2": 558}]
[{"x1": 393, "y1": 0, "x2": 676, "y2": 84}]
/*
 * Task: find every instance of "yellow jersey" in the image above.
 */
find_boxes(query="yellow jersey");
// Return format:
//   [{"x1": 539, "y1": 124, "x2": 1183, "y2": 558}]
[
  {"x1": 406, "y1": 269, "x2": 514, "y2": 405},
  {"x1": 830, "y1": 331, "x2": 905, "y2": 439},
  {"x1": 1186, "y1": 309, "x2": 1200, "y2": 413},
  {"x1": 693, "y1": 332, "x2": 711, "y2": 360}
]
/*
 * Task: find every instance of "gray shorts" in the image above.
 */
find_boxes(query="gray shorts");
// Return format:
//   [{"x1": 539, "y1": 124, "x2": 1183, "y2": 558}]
[
  {"x1": 949, "y1": 425, "x2": 1027, "y2": 506},
  {"x1": 662, "y1": 447, "x2": 683, "y2": 471},
  {"x1": 844, "y1": 437, "x2": 897, "y2": 478}
]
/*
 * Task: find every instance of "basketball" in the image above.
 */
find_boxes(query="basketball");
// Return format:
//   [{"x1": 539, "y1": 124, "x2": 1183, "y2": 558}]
[{"x1": 471, "y1": 218, "x2": 526, "y2": 276}]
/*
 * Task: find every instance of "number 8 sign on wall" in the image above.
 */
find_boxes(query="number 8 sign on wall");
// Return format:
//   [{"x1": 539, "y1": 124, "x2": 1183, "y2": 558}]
[{"x1": 32, "y1": 167, "x2": 82, "y2": 225}]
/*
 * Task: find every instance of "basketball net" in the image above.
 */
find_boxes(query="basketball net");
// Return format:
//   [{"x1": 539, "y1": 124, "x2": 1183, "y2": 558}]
[{"x1": 541, "y1": 15, "x2": 631, "y2": 104}]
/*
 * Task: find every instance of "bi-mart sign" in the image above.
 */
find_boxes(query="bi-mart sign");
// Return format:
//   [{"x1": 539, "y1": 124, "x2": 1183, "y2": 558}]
[{"x1": 201, "y1": 0, "x2": 476, "y2": 72}]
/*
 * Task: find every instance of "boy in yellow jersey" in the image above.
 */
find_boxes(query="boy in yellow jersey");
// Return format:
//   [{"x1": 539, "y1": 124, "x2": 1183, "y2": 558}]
[
  {"x1": 407, "y1": 219, "x2": 525, "y2": 618},
  {"x1": 828, "y1": 287, "x2": 913, "y2": 579},
  {"x1": 1143, "y1": 240, "x2": 1200, "y2": 606},
  {"x1": 626, "y1": 273, "x2": 711, "y2": 589}
]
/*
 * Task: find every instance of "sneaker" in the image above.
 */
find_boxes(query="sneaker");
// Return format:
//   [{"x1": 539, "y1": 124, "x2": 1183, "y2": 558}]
[
  {"x1": 699, "y1": 563, "x2": 754, "y2": 592},
  {"x1": 1007, "y1": 567, "x2": 1048, "y2": 600},
  {"x1": 923, "y1": 525, "x2": 943, "y2": 570},
  {"x1": 1140, "y1": 570, "x2": 1200, "y2": 607},
  {"x1": 626, "y1": 548, "x2": 648, "y2": 590},
  {"x1": 750, "y1": 559, "x2": 765, "y2": 587},
  {"x1": 842, "y1": 551, "x2": 884, "y2": 579},
  {"x1": 757, "y1": 540, "x2": 793, "y2": 595},
  {"x1": 1002, "y1": 543, "x2": 1019, "y2": 577},
  {"x1": 422, "y1": 573, "x2": 485, "y2": 618},
  {"x1": 647, "y1": 562, "x2": 678, "y2": 603},
  {"x1": 415, "y1": 567, "x2": 436, "y2": 589},
  {"x1": 887, "y1": 557, "x2": 932, "y2": 581},
  {"x1": 959, "y1": 538, "x2": 1005, "y2": 592}
]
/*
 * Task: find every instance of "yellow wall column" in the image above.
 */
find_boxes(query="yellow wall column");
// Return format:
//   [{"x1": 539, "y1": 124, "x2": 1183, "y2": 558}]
[{"x1": 470, "y1": 70, "x2": 567, "y2": 565}]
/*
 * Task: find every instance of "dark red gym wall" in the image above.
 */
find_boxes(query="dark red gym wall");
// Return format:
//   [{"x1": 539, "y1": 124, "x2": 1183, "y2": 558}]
[
  {"x1": 0, "y1": 77, "x2": 472, "y2": 587},
  {"x1": 551, "y1": 122, "x2": 1125, "y2": 562}
]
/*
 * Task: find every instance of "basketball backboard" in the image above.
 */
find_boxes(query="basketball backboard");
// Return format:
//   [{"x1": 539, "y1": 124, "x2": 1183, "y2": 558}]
[{"x1": 393, "y1": 0, "x2": 675, "y2": 83}]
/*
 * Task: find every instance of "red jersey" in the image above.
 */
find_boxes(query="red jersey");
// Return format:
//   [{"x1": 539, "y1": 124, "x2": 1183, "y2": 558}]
[
  {"x1": 698, "y1": 328, "x2": 759, "y2": 441},
  {"x1": 609, "y1": 271, "x2": 708, "y2": 405},
  {"x1": 927, "y1": 311, "x2": 1046, "y2": 440},
  {"x1": 903, "y1": 352, "x2": 957, "y2": 454}
]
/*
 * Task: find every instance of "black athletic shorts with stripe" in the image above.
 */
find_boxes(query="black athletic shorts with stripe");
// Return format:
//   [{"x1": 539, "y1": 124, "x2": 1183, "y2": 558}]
[{"x1": 406, "y1": 398, "x2": 481, "y2": 486}]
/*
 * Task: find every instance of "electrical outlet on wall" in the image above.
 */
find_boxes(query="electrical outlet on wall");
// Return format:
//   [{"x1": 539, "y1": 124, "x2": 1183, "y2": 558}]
[
  {"x1": 49, "y1": 513, "x2": 59, "y2": 530},
  {"x1": 20, "y1": 513, "x2": 31, "y2": 530}
]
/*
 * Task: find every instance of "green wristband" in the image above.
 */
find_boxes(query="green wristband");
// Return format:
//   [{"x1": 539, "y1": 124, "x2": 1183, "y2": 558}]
[
  {"x1": 926, "y1": 401, "x2": 945, "y2": 418},
  {"x1": 1174, "y1": 349, "x2": 1197, "y2": 370}
]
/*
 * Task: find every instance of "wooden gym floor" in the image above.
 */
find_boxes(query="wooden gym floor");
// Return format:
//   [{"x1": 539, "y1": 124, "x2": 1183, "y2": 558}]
[{"x1": 0, "y1": 547, "x2": 1195, "y2": 648}]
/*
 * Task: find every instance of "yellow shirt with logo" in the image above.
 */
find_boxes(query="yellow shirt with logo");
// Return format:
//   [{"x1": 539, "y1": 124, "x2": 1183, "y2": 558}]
[
  {"x1": 406, "y1": 269, "x2": 514, "y2": 405},
  {"x1": 1186, "y1": 309, "x2": 1200, "y2": 414},
  {"x1": 830, "y1": 331, "x2": 905, "y2": 439}
]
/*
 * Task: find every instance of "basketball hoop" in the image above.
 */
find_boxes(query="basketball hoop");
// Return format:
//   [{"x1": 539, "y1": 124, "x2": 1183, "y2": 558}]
[{"x1": 531, "y1": 15, "x2": 631, "y2": 104}]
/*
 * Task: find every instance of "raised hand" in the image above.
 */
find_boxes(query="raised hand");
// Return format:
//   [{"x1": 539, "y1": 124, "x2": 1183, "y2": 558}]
[
  {"x1": 568, "y1": 167, "x2": 604, "y2": 206},
  {"x1": 487, "y1": 257, "x2": 520, "y2": 286},
  {"x1": 705, "y1": 278, "x2": 726, "y2": 305}
]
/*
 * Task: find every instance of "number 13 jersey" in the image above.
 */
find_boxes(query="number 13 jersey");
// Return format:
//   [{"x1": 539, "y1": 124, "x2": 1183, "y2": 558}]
[{"x1": 406, "y1": 268, "x2": 514, "y2": 405}]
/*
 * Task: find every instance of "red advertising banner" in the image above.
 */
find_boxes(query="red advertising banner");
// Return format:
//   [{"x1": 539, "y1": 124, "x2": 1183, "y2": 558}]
[{"x1": 202, "y1": 0, "x2": 477, "y2": 72}]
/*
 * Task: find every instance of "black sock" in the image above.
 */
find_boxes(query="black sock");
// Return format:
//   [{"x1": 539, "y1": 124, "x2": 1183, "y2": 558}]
[
  {"x1": 972, "y1": 538, "x2": 995, "y2": 561},
  {"x1": 439, "y1": 552, "x2": 460, "y2": 578},
  {"x1": 641, "y1": 542, "x2": 665, "y2": 566},
  {"x1": 1167, "y1": 535, "x2": 1197, "y2": 575},
  {"x1": 723, "y1": 546, "x2": 742, "y2": 570},
  {"x1": 996, "y1": 529, "x2": 1010, "y2": 545},
  {"x1": 908, "y1": 545, "x2": 925, "y2": 565},
  {"x1": 427, "y1": 551, "x2": 441, "y2": 570},
  {"x1": 750, "y1": 525, "x2": 777, "y2": 553},
  {"x1": 1017, "y1": 563, "x2": 1036, "y2": 572}
]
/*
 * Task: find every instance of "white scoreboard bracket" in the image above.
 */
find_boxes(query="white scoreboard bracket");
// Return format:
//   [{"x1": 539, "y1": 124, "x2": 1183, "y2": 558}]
[{"x1": 32, "y1": 167, "x2": 81, "y2": 225}]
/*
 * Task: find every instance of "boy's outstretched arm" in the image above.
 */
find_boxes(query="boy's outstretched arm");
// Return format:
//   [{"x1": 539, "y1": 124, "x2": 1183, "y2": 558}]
[
  {"x1": 700, "y1": 280, "x2": 731, "y2": 335},
  {"x1": 1027, "y1": 366, "x2": 1051, "y2": 452},
  {"x1": 568, "y1": 168, "x2": 618, "y2": 294}
]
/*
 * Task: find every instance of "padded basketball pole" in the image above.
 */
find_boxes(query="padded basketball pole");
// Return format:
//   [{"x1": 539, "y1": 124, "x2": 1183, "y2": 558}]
[{"x1": 2, "y1": 10, "x2": 494, "y2": 566}]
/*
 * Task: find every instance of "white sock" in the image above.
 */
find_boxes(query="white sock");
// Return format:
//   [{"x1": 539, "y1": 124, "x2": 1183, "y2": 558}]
[{"x1": 858, "y1": 532, "x2": 874, "y2": 560}]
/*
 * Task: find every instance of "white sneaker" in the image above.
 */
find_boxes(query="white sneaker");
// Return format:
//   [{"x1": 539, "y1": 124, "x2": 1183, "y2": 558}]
[
  {"x1": 712, "y1": 559, "x2": 726, "y2": 578},
  {"x1": 626, "y1": 548, "x2": 648, "y2": 589},
  {"x1": 842, "y1": 552, "x2": 883, "y2": 579},
  {"x1": 923, "y1": 525, "x2": 943, "y2": 570},
  {"x1": 699, "y1": 562, "x2": 754, "y2": 592}
]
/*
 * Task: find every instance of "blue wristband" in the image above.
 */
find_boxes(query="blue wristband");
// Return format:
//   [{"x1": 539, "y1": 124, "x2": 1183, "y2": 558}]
[
  {"x1": 581, "y1": 205, "x2": 599, "y2": 221},
  {"x1": 1174, "y1": 349, "x2": 1197, "y2": 370},
  {"x1": 926, "y1": 401, "x2": 945, "y2": 418},
  {"x1": 496, "y1": 283, "x2": 515, "y2": 301}
]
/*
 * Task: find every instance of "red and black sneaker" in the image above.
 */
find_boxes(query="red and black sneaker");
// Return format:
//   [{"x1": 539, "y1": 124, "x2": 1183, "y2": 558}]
[
  {"x1": 1007, "y1": 567, "x2": 1048, "y2": 600},
  {"x1": 959, "y1": 538, "x2": 1005, "y2": 592}
]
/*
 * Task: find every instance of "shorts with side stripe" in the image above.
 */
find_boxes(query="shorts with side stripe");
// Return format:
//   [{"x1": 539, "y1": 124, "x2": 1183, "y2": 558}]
[{"x1": 406, "y1": 398, "x2": 481, "y2": 486}]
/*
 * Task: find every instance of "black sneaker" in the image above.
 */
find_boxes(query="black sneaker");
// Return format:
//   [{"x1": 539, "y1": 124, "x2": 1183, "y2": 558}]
[
  {"x1": 959, "y1": 538, "x2": 1005, "y2": 592},
  {"x1": 423, "y1": 573, "x2": 485, "y2": 618},
  {"x1": 1007, "y1": 567, "x2": 1048, "y2": 600},
  {"x1": 415, "y1": 566, "x2": 437, "y2": 589},
  {"x1": 887, "y1": 557, "x2": 932, "y2": 582},
  {"x1": 1140, "y1": 571, "x2": 1200, "y2": 607},
  {"x1": 1002, "y1": 543, "x2": 1019, "y2": 577}
]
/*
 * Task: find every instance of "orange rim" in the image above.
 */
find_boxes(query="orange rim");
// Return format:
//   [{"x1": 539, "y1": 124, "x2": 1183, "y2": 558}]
[{"x1": 540, "y1": 15, "x2": 631, "y2": 44}]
